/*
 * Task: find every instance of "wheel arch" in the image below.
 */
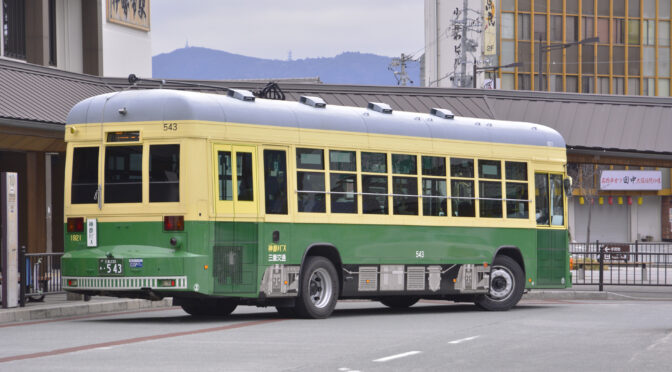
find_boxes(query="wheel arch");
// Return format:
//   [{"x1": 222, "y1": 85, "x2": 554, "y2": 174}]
[
  {"x1": 301, "y1": 243, "x2": 343, "y2": 295},
  {"x1": 493, "y1": 246, "x2": 526, "y2": 275}
]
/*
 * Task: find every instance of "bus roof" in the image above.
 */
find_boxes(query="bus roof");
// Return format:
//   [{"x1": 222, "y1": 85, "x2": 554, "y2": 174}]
[{"x1": 66, "y1": 89, "x2": 565, "y2": 149}]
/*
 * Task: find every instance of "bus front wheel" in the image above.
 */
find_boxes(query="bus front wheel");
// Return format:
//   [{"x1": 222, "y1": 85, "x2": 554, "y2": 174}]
[
  {"x1": 475, "y1": 255, "x2": 524, "y2": 311},
  {"x1": 294, "y1": 256, "x2": 339, "y2": 319}
]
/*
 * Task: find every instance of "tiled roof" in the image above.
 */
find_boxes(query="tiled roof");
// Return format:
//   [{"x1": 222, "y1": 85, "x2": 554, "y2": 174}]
[{"x1": 2, "y1": 59, "x2": 672, "y2": 154}]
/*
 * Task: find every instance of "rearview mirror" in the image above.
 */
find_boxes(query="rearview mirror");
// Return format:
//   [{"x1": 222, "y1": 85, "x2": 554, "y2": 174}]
[{"x1": 564, "y1": 177, "x2": 572, "y2": 195}]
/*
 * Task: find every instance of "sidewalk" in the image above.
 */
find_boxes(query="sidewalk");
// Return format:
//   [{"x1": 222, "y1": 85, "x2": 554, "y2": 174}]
[{"x1": 2, "y1": 286, "x2": 671, "y2": 325}]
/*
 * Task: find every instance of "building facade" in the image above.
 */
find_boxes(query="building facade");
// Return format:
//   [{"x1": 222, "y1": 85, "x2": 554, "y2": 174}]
[
  {"x1": 0, "y1": 0, "x2": 151, "y2": 254},
  {"x1": 424, "y1": 0, "x2": 672, "y2": 96}
]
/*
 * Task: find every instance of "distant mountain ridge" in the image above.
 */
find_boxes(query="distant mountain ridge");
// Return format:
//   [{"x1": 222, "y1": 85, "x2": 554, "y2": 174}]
[{"x1": 152, "y1": 47, "x2": 420, "y2": 86}]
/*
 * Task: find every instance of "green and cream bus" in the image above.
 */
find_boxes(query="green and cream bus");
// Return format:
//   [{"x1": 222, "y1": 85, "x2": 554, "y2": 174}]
[{"x1": 62, "y1": 88, "x2": 570, "y2": 318}]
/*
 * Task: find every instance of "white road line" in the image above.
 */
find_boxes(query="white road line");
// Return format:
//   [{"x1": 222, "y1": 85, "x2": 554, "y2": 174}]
[
  {"x1": 448, "y1": 335, "x2": 480, "y2": 344},
  {"x1": 373, "y1": 350, "x2": 422, "y2": 363}
]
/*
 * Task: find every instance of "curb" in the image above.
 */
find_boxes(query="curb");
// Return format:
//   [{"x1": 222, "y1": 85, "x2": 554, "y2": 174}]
[
  {"x1": 0, "y1": 298, "x2": 173, "y2": 324},
  {"x1": 524, "y1": 290, "x2": 608, "y2": 300}
]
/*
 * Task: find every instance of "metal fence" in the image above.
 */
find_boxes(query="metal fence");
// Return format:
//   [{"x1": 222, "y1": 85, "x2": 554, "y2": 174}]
[
  {"x1": 570, "y1": 241, "x2": 672, "y2": 290},
  {"x1": 23, "y1": 251, "x2": 65, "y2": 301}
]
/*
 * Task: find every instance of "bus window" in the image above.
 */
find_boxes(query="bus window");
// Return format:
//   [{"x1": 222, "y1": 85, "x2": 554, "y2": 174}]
[
  {"x1": 393, "y1": 177, "x2": 418, "y2": 215},
  {"x1": 218, "y1": 151, "x2": 232, "y2": 201},
  {"x1": 535, "y1": 173, "x2": 550, "y2": 225},
  {"x1": 505, "y1": 162, "x2": 529, "y2": 219},
  {"x1": 451, "y1": 158, "x2": 475, "y2": 217},
  {"x1": 263, "y1": 150, "x2": 288, "y2": 214},
  {"x1": 550, "y1": 174, "x2": 564, "y2": 225},
  {"x1": 149, "y1": 144, "x2": 179, "y2": 202},
  {"x1": 361, "y1": 152, "x2": 387, "y2": 173},
  {"x1": 362, "y1": 175, "x2": 388, "y2": 214},
  {"x1": 71, "y1": 147, "x2": 99, "y2": 204},
  {"x1": 330, "y1": 150, "x2": 357, "y2": 213},
  {"x1": 297, "y1": 148, "x2": 325, "y2": 213},
  {"x1": 422, "y1": 156, "x2": 447, "y2": 216},
  {"x1": 105, "y1": 146, "x2": 142, "y2": 203},
  {"x1": 479, "y1": 181, "x2": 502, "y2": 217},
  {"x1": 237, "y1": 152, "x2": 253, "y2": 201}
]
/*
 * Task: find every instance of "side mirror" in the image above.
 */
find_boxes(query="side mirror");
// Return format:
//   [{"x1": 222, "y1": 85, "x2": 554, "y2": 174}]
[{"x1": 564, "y1": 177, "x2": 573, "y2": 195}]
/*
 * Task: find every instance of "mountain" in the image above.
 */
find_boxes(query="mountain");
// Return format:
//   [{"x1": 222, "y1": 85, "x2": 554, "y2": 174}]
[{"x1": 152, "y1": 47, "x2": 420, "y2": 86}]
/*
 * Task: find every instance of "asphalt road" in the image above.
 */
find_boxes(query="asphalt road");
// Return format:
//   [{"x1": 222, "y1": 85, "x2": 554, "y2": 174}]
[{"x1": 1, "y1": 298, "x2": 671, "y2": 371}]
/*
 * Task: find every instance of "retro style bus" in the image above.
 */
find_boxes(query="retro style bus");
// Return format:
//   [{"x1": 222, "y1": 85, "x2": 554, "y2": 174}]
[{"x1": 62, "y1": 88, "x2": 571, "y2": 318}]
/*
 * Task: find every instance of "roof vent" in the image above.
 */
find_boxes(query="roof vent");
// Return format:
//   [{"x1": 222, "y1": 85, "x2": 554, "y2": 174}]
[
  {"x1": 367, "y1": 102, "x2": 393, "y2": 114},
  {"x1": 430, "y1": 108, "x2": 455, "y2": 119},
  {"x1": 300, "y1": 96, "x2": 326, "y2": 108},
  {"x1": 227, "y1": 89, "x2": 256, "y2": 102}
]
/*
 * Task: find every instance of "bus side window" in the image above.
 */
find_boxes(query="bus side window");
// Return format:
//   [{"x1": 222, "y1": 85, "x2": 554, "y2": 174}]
[
  {"x1": 296, "y1": 148, "x2": 326, "y2": 213},
  {"x1": 535, "y1": 173, "x2": 550, "y2": 225},
  {"x1": 218, "y1": 151, "x2": 233, "y2": 201},
  {"x1": 237, "y1": 152, "x2": 254, "y2": 201},
  {"x1": 450, "y1": 158, "x2": 475, "y2": 217},
  {"x1": 362, "y1": 152, "x2": 388, "y2": 214},
  {"x1": 264, "y1": 150, "x2": 288, "y2": 214}
]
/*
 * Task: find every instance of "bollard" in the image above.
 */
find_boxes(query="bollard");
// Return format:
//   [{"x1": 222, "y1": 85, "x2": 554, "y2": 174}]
[
  {"x1": 578, "y1": 266, "x2": 585, "y2": 281},
  {"x1": 598, "y1": 240, "x2": 604, "y2": 292},
  {"x1": 641, "y1": 263, "x2": 648, "y2": 282}
]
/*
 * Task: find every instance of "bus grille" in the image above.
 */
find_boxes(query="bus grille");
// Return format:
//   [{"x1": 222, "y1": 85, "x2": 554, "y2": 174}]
[{"x1": 213, "y1": 246, "x2": 243, "y2": 285}]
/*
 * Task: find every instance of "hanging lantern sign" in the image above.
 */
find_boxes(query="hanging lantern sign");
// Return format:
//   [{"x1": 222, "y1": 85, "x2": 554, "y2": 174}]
[{"x1": 600, "y1": 170, "x2": 662, "y2": 190}]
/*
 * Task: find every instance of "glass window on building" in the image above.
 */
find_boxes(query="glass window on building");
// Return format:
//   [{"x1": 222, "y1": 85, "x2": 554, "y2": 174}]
[
  {"x1": 628, "y1": 78, "x2": 640, "y2": 95},
  {"x1": 550, "y1": 49, "x2": 563, "y2": 73},
  {"x1": 551, "y1": 16, "x2": 562, "y2": 42},
  {"x1": 502, "y1": 13, "x2": 514, "y2": 39},
  {"x1": 582, "y1": 45, "x2": 595, "y2": 74},
  {"x1": 583, "y1": 17, "x2": 594, "y2": 39},
  {"x1": 613, "y1": 46, "x2": 626, "y2": 75},
  {"x1": 518, "y1": 74, "x2": 532, "y2": 90},
  {"x1": 643, "y1": 47, "x2": 656, "y2": 76},
  {"x1": 502, "y1": 0, "x2": 515, "y2": 12},
  {"x1": 3, "y1": 0, "x2": 26, "y2": 59},
  {"x1": 519, "y1": 42, "x2": 531, "y2": 72},
  {"x1": 659, "y1": 47, "x2": 670, "y2": 76},
  {"x1": 582, "y1": 76, "x2": 594, "y2": 93},
  {"x1": 629, "y1": 46, "x2": 641, "y2": 75},
  {"x1": 597, "y1": 18, "x2": 610, "y2": 43},
  {"x1": 550, "y1": 75, "x2": 562, "y2": 91},
  {"x1": 659, "y1": 21, "x2": 670, "y2": 46},
  {"x1": 519, "y1": 14, "x2": 531, "y2": 40},
  {"x1": 628, "y1": 19, "x2": 640, "y2": 44},
  {"x1": 643, "y1": 20, "x2": 655, "y2": 45},
  {"x1": 502, "y1": 41, "x2": 515, "y2": 67},
  {"x1": 534, "y1": 0, "x2": 546, "y2": 12},
  {"x1": 613, "y1": 0, "x2": 626, "y2": 17},
  {"x1": 658, "y1": 79, "x2": 670, "y2": 96},
  {"x1": 534, "y1": 15, "x2": 547, "y2": 41},
  {"x1": 501, "y1": 74, "x2": 515, "y2": 89},
  {"x1": 613, "y1": 19, "x2": 625, "y2": 44},
  {"x1": 598, "y1": 0, "x2": 610, "y2": 16},
  {"x1": 519, "y1": 0, "x2": 531, "y2": 12},
  {"x1": 643, "y1": 78, "x2": 655, "y2": 96},
  {"x1": 613, "y1": 77, "x2": 625, "y2": 94},
  {"x1": 598, "y1": 77, "x2": 610, "y2": 94},
  {"x1": 583, "y1": 0, "x2": 594, "y2": 14},
  {"x1": 643, "y1": 0, "x2": 656, "y2": 18},
  {"x1": 598, "y1": 45, "x2": 610, "y2": 74},
  {"x1": 567, "y1": 0, "x2": 579, "y2": 14},
  {"x1": 567, "y1": 45, "x2": 578, "y2": 73},
  {"x1": 566, "y1": 16, "x2": 578, "y2": 42},
  {"x1": 566, "y1": 76, "x2": 579, "y2": 92},
  {"x1": 629, "y1": 0, "x2": 640, "y2": 17},
  {"x1": 661, "y1": 0, "x2": 671, "y2": 19}
]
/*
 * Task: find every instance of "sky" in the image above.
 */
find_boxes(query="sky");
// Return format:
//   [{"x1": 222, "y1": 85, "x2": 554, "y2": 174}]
[{"x1": 150, "y1": 0, "x2": 425, "y2": 60}]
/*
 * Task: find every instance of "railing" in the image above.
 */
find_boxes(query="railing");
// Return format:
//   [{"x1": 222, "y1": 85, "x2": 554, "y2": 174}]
[{"x1": 570, "y1": 241, "x2": 672, "y2": 290}]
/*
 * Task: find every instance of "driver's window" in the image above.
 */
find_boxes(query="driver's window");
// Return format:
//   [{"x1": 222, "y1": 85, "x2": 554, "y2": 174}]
[{"x1": 535, "y1": 173, "x2": 549, "y2": 225}]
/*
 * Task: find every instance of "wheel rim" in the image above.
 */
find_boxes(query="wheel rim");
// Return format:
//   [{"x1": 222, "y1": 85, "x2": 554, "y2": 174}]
[
  {"x1": 488, "y1": 265, "x2": 514, "y2": 301},
  {"x1": 308, "y1": 268, "x2": 333, "y2": 309}
]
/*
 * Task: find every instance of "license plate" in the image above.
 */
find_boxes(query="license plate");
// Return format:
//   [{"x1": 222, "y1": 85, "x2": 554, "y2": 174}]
[{"x1": 98, "y1": 259, "x2": 124, "y2": 276}]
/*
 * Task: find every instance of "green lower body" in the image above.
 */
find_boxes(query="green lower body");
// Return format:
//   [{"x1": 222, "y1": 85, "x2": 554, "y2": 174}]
[{"x1": 62, "y1": 221, "x2": 569, "y2": 299}]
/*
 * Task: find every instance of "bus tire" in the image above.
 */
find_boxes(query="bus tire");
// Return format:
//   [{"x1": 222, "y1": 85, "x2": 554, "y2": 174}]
[
  {"x1": 475, "y1": 255, "x2": 524, "y2": 311},
  {"x1": 379, "y1": 297, "x2": 419, "y2": 309},
  {"x1": 180, "y1": 298, "x2": 237, "y2": 317},
  {"x1": 294, "y1": 256, "x2": 339, "y2": 319}
]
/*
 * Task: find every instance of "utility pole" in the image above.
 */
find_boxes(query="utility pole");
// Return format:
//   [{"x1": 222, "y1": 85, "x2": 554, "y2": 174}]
[
  {"x1": 450, "y1": 0, "x2": 482, "y2": 87},
  {"x1": 388, "y1": 53, "x2": 414, "y2": 86}
]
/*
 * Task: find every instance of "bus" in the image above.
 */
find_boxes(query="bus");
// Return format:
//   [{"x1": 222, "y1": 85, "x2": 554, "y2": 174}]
[{"x1": 62, "y1": 88, "x2": 571, "y2": 318}]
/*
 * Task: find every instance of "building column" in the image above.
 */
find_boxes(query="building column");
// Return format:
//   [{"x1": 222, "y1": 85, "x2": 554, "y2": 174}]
[
  {"x1": 25, "y1": 0, "x2": 49, "y2": 66},
  {"x1": 25, "y1": 152, "x2": 46, "y2": 254},
  {"x1": 662, "y1": 196, "x2": 672, "y2": 242}
]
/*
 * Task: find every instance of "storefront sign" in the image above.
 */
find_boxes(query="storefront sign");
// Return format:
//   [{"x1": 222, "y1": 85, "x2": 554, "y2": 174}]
[
  {"x1": 483, "y1": 0, "x2": 496, "y2": 55},
  {"x1": 600, "y1": 170, "x2": 662, "y2": 190},
  {"x1": 107, "y1": 0, "x2": 150, "y2": 31}
]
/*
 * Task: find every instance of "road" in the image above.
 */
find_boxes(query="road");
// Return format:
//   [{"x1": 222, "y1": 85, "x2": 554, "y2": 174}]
[{"x1": 1, "y1": 298, "x2": 671, "y2": 371}]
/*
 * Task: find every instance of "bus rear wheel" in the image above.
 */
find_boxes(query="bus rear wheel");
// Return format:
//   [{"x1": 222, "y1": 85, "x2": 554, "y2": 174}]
[
  {"x1": 294, "y1": 256, "x2": 339, "y2": 319},
  {"x1": 475, "y1": 255, "x2": 524, "y2": 311},
  {"x1": 179, "y1": 298, "x2": 238, "y2": 317},
  {"x1": 379, "y1": 296, "x2": 419, "y2": 309}
]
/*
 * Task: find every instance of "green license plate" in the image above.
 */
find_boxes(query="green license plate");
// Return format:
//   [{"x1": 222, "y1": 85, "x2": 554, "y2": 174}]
[{"x1": 98, "y1": 258, "x2": 124, "y2": 276}]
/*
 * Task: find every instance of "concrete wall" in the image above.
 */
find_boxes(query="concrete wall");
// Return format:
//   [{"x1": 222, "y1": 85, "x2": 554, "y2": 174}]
[{"x1": 99, "y1": 0, "x2": 151, "y2": 78}]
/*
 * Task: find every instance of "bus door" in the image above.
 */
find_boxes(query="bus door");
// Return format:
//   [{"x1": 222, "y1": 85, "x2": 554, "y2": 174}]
[
  {"x1": 534, "y1": 172, "x2": 568, "y2": 288},
  {"x1": 213, "y1": 144, "x2": 259, "y2": 293}
]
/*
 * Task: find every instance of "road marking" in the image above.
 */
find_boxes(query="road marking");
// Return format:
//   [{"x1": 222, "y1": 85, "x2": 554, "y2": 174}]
[
  {"x1": 373, "y1": 351, "x2": 422, "y2": 362},
  {"x1": 0, "y1": 318, "x2": 284, "y2": 363},
  {"x1": 448, "y1": 335, "x2": 480, "y2": 344}
]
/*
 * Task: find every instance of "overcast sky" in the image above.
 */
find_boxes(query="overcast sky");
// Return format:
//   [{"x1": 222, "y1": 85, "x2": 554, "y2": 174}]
[{"x1": 151, "y1": 0, "x2": 424, "y2": 60}]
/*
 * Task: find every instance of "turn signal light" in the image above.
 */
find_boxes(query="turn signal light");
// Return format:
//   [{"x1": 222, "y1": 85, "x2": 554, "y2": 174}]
[
  {"x1": 67, "y1": 217, "x2": 84, "y2": 232},
  {"x1": 164, "y1": 216, "x2": 184, "y2": 231}
]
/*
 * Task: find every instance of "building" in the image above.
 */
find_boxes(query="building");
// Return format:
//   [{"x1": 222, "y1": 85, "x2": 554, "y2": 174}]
[
  {"x1": 424, "y1": 0, "x2": 672, "y2": 96},
  {"x1": 0, "y1": 0, "x2": 151, "y2": 254}
]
